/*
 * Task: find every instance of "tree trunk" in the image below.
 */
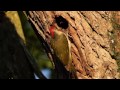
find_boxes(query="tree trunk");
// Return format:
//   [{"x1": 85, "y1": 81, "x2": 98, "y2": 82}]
[{"x1": 25, "y1": 11, "x2": 119, "y2": 79}]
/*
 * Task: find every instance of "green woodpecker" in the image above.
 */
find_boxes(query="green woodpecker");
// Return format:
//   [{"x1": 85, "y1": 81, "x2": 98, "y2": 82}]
[{"x1": 49, "y1": 24, "x2": 72, "y2": 71}]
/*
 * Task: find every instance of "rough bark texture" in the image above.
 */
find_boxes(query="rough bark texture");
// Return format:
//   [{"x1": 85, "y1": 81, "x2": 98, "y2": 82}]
[{"x1": 25, "y1": 11, "x2": 119, "y2": 79}]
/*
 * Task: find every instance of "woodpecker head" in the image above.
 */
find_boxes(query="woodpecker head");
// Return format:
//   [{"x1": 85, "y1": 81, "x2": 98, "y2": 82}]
[{"x1": 49, "y1": 15, "x2": 69, "y2": 39}]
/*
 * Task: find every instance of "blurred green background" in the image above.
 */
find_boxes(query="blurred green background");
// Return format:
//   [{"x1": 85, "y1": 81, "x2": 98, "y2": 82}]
[{"x1": 5, "y1": 11, "x2": 53, "y2": 79}]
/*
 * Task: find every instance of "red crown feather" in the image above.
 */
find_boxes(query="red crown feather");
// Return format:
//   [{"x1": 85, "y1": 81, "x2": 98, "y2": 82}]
[{"x1": 49, "y1": 24, "x2": 55, "y2": 38}]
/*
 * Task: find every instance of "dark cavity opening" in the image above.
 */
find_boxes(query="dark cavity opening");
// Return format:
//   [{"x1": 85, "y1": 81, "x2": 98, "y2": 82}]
[{"x1": 55, "y1": 15, "x2": 68, "y2": 29}]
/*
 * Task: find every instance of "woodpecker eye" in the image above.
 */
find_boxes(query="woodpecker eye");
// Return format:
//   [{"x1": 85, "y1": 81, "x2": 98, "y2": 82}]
[{"x1": 55, "y1": 15, "x2": 68, "y2": 29}]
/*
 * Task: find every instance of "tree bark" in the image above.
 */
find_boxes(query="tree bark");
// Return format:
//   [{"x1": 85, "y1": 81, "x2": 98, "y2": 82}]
[{"x1": 25, "y1": 11, "x2": 119, "y2": 79}]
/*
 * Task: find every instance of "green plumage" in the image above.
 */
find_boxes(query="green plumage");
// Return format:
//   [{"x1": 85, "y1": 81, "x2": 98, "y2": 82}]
[
  {"x1": 50, "y1": 29, "x2": 71, "y2": 66},
  {"x1": 50, "y1": 29, "x2": 77, "y2": 78}
]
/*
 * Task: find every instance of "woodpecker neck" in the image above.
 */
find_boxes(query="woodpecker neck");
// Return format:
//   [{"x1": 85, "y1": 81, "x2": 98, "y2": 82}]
[
  {"x1": 53, "y1": 30, "x2": 65, "y2": 40},
  {"x1": 54, "y1": 29, "x2": 63, "y2": 36}
]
